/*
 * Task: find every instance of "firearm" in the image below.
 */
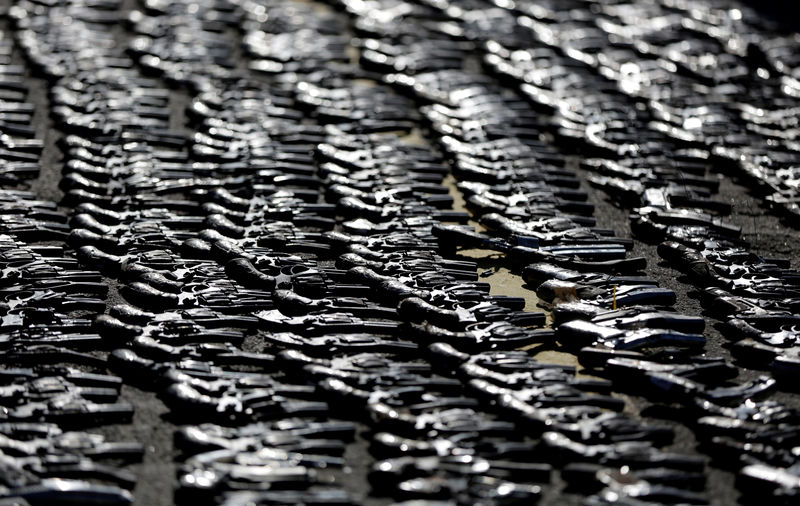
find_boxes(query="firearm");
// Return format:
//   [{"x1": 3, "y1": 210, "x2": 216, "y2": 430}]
[
  {"x1": 368, "y1": 453, "x2": 546, "y2": 488},
  {"x1": 324, "y1": 230, "x2": 440, "y2": 257},
  {"x1": 469, "y1": 378, "x2": 623, "y2": 417},
  {"x1": 336, "y1": 196, "x2": 468, "y2": 223},
  {"x1": 163, "y1": 377, "x2": 328, "y2": 424},
  {"x1": 254, "y1": 306, "x2": 400, "y2": 336},
  {"x1": 272, "y1": 289, "x2": 396, "y2": 319},
  {"x1": 523, "y1": 262, "x2": 649, "y2": 288},
  {"x1": 268, "y1": 333, "x2": 418, "y2": 360},
  {"x1": 398, "y1": 296, "x2": 543, "y2": 328},
  {"x1": 737, "y1": 463, "x2": 800, "y2": 503},
  {"x1": 409, "y1": 320, "x2": 554, "y2": 352},
  {"x1": 336, "y1": 251, "x2": 477, "y2": 281},
  {"x1": 0, "y1": 373, "x2": 132, "y2": 427},
  {"x1": 541, "y1": 431, "x2": 706, "y2": 471},
  {"x1": 175, "y1": 420, "x2": 355, "y2": 455},
  {"x1": 0, "y1": 478, "x2": 134, "y2": 505},
  {"x1": 563, "y1": 462, "x2": 705, "y2": 493},
  {"x1": 465, "y1": 189, "x2": 595, "y2": 218},
  {"x1": 508, "y1": 244, "x2": 646, "y2": 274},
  {"x1": 216, "y1": 489, "x2": 353, "y2": 506},
  {"x1": 0, "y1": 427, "x2": 143, "y2": 463},
  {"x1": 177, "y1": 448, "x2": 338, "y2": 502},
  {"x1": 558, "y1": 320, "x2": 705, "y2": 351},
  {"x1": 534, "y1": 277, "x2": 663, "y2": 304},
  {"x1": 600, "y1": 356, "x2": 736, "y2": 385},
  {"x1": 480, "y1": 213, "x2": 632, "y2": 248},
  {"x1": 554, "y1": 305, "x2": 705, "y2": 335},
  {"x1": 584, "y1": 468, "x2": 709, "y2": 505},
  {"x1": 633, "y1": 207, "x2": 741, "y2": 241},
  {"x1": 427, "y1": 342, "x2": 577, "y2": 377},
  {"x1": 95, "y1": 309, "x2": 255, "y2": 348},
  {"x1": 281, "y1": 353, "x2": 463, "y2": 408},
  {"x1": 457, "y1": 359, "x2": 609, "y2": 394}
]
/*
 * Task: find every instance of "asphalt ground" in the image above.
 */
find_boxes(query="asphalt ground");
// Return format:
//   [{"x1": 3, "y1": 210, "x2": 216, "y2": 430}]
[{"x1": 3, "y1": 0, "x2": 800, "y2": 504}]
